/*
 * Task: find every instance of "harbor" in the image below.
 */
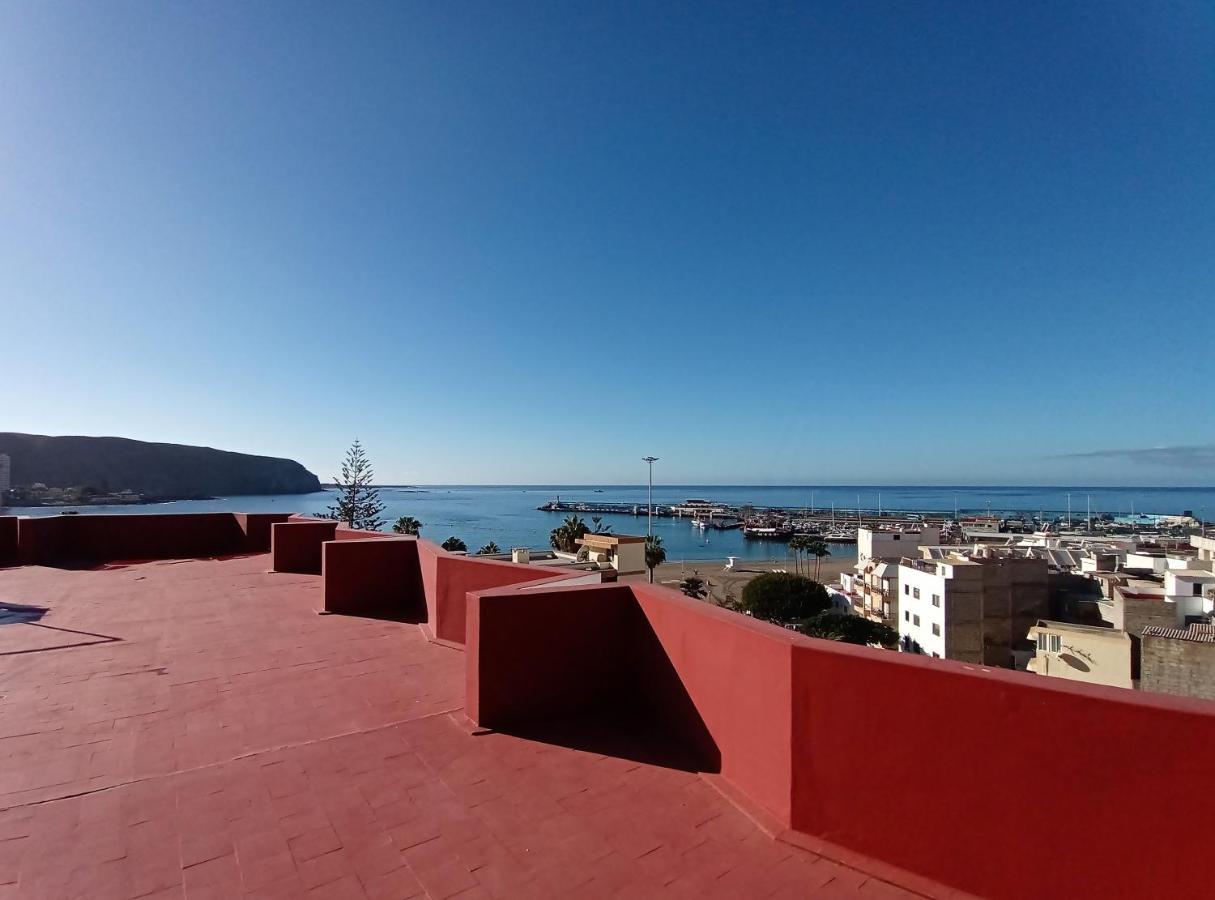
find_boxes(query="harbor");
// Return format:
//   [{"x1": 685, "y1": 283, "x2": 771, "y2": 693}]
[{"x1": 537, "y1": 493, "x2": 1205, "y2": 545}]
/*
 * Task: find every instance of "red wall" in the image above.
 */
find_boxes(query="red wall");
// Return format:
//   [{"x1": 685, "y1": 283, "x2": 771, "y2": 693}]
[
  {"x1": 0, "y1": 517, "x2": 17, "y2": 564},
  {"x1": 789, "y1": 641, "x2": 1215, "y2": 899},
  {"x1": 467, "y1": 583, "x2": 638, "y2": 728},
  {"x1": 322, "y1": 537, "x2": 424, "y2": 619},
  {"x1": 16, "y1": 512, "x2": 275, "y2": 565},
  {"x1": 271, "y1": 521, "x2": 338, "y2": 574},
  {"x1": 235, "y1": 513, "x2": 293, "y2": 552},
  {"x1": 631, "y1": 583, "x2": 795, "y2": 824},
  {"x1": 432, "y1": 553, "x2": 567, "y2": 645},
  {"x1": 409, "y1": 541, "x2": 571, "y2": 645},
  {"x1": 466, "y1": 578, "x2": 1215, "y2": 899}
]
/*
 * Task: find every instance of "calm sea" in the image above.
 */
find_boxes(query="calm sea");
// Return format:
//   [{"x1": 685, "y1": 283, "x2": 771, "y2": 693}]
[{"x1": 6, "y1": 485, "x2": 1212, "y2": 562}]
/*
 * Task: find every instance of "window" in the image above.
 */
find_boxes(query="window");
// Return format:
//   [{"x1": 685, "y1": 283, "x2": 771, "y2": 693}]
[
  {"x1": 913, "y1": 615, "x2": 920, "y2": 627},
  {"x1": 1036, "y1": 633, "x2": 1047, "y2": 651},
  {"x1": 932, "y1": 623, "x2": 940, "y2": 636},
  {"x1": 892, "y1": 534, "x2": 900, "y2": 541},
  {"x1": 904, "y1": 611, "x2": 910, "y2": 622},
  {"x1": 913, "y1": 587, "x2": 920, "y2": 599},
  {"x1": 1049, "y1": 634, "x2": 1061, "y2": 653},
  {"x1": 932, "y1": 593, "x2": 941, "y2": 607},
  {"x1": 1195, "y1": 584, "x2": 1204, "y2": 597},
  {"x1": 904, "y1": 584, "x2": 909, "y2": 595}
]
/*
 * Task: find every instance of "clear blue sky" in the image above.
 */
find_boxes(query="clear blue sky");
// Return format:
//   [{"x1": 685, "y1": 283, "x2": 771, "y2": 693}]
[{"x1": 2, "y1": 1, "x2": 1212, "y2": 485}]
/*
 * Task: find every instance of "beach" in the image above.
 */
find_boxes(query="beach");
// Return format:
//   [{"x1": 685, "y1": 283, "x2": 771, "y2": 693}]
[{"x1": 650, "y1": 553, "x2": 856, "y2": 606}]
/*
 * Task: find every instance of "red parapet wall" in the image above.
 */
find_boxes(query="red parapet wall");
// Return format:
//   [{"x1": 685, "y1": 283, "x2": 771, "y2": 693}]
[
  {"x1": 317, "y1": 537, "x2": 573, "y2": 643},
  {"x1": 323, "y1": 537, "x2": 424, "y2": 619},
  {"x1": 0, "y1": 517, "x2": 17, "y2": 564},
  {"x1": 16, "y1": 512, "x2": 291, "y2": 565},
  {"x1": 235, "y1": 513, "x2": 293, "y2": 553},
  {"x1": 271, "y1": 520, "x2": 338, "y2": 574},
  {"x1": 467, "y1": 579, "x2": 1215, "y2": 900},
  {"x1": 788, "y1": 642, "x2": 1215, "y2": 899},
  {"x1": 631, "y1": 583, "x2": 796, "y2": 824},
  {"x1": 425, "y1": 547, "x2": 571, "y2": 645},
  {"x1": 467, "y1": 583, "x2": 639, "y2": 727}
]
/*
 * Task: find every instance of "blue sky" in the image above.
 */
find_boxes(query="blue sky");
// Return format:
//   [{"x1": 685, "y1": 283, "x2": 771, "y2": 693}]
[{"x1": 2, "y1": 1, "x2": 1212, "y2": 485}]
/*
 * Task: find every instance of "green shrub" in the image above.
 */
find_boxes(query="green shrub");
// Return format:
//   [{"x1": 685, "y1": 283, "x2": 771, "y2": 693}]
[{"x1": 739, "y1": 572, "x2": 829, "y2": 624}]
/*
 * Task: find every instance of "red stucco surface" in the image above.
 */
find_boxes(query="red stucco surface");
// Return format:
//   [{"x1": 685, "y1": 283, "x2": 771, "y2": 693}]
[
  {"x1": 16, "y1": 512, "x2": 289, "y2": 565},
  {"x1": 271, "y1": 520, "x2": 338, "y2": 574},
  {"x1": 0, "y1": 555, "x2": 902, "y2": 898}
]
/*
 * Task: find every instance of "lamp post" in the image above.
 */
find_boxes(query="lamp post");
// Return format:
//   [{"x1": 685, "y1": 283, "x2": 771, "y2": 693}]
[{"x1": 642, "y1": 457, "x2": 659, "y2": 537}]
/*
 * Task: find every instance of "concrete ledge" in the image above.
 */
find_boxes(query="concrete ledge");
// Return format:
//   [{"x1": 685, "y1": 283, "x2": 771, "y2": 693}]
[
  {"x1": 322, "y1": 537, "x2": 423, "y2": 618},
  {"x1": 271, "y1": 520, "x2": 337, "y2": 574},
  {"x1": 0, "y1": 516, "x2": 18, "y2": 565},
  {"x1": 16, "y1": 512, "x2": 269, "y2": 565}
]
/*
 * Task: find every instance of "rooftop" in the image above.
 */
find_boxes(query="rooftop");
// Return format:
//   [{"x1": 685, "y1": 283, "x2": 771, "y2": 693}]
[
  {"x1": 1030, "y1": 620, "x2": 1129, "y2": 640},
  {"x1": 1143, "y1": 623, "x2": 1215, "y2": 644},
  {"x1": 0, "y1": 554, "x2": 884, "y2": 899},
  {"x1": 2, "y1": 510, "x2": 1214, "y2": 899}
]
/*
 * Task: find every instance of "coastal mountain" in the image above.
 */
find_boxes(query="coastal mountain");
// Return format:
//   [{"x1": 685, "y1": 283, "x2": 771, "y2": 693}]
[{"x1": 0, "y1": 433, "x2": 321, "y2": 499}]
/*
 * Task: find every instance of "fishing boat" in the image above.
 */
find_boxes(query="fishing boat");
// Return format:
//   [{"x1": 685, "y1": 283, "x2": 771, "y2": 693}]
[
  {"x1": 742, "y1": 524, "x2": 794, "y2": 541},
  {"x1": 823, "y1": 528, "x2": 857, "y2": 543}
]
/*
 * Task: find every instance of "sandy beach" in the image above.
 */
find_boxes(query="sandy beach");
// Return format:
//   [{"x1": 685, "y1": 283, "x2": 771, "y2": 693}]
[{"x1": 650, "y1": 551, "x2": 856, "y2": 606}]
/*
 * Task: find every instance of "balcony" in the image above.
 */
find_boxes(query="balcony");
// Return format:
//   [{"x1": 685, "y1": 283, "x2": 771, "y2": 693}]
[{"x1": 1, "y1": 512, "x2": 1212, "y2": 898}]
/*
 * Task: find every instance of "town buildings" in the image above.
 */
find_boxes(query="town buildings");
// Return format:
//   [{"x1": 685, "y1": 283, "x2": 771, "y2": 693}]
[
  {"x1": 841, "y1": 526, "x2": 940, "y2": 622},
  {"x1": 1140, "y1": 622, "x2": 1215, "y2": 700},
  {"x1": 896, "y1": 549, "x2": 1049, "y2": 666},
  {"x1": 1026, "y1": 620, "x2": 1132, "y2": 689}
]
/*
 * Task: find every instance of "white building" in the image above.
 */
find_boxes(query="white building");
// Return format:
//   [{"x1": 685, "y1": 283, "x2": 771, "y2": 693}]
[
  {"x1": 846, "y1": 526, "x2": 941, "y2": 623},
  {"x1": 857, "y1": 526, "x2": 940, "y2": 563},
  {"x1": 897, "y1": 550, "x2": 1049, "y2": 666}
]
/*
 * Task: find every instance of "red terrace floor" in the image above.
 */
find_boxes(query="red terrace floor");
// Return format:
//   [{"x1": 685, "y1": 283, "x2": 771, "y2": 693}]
[{"x1": 0, "y1": 556, "x2": 917, "y2": 899}]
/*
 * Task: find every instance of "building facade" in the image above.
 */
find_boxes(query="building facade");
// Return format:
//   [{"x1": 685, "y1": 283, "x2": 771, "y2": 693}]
[
  {"x1": 897, "y1": 550, "x2": 1049, "y2": 667},
  {"x1": 1140, "y1": 623, "x2": 1215, "y2": 700},
  {"x1": 1026, "y1": 620, "x2": 1132, "y2": 689}
]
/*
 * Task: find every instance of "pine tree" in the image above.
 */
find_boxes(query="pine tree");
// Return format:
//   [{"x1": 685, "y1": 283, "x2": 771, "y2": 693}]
[{"x1": 320, "y1": 440, "x2": 385, "y2": 530}]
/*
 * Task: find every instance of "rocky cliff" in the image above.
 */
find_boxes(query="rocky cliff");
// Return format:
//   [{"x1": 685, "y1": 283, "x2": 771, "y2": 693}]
[{"x1": 0, "y1": 433, "x2": 321, "y2": 499}]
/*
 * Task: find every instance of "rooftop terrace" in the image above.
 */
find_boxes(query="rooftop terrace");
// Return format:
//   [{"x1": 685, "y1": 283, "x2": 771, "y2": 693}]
[{"x1": 1, "y1": 511, "x2": 1213, "y2": 899}]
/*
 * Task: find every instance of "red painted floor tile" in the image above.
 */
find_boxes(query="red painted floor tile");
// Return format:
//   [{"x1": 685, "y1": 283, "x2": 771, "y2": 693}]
[{"x1": 0, "y1": 557, "x2": 918, "y2": 900}]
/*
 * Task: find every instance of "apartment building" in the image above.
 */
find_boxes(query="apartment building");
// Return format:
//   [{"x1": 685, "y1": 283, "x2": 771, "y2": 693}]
[
  {"x1": 897, "y1": 549, "x2": 1049, "y2": 666},
  {"x1": 847, "y1": 526, "x2": 942, "y2": 622}
]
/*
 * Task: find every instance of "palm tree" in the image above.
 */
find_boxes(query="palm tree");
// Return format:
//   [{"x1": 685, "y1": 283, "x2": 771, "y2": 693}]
[
  {"x1": 441, "y1": 536, "x2": 467, "y2": 553},
  {"x1": 590, "y1": 516, "x2": 613, "y2": 535},
  {"x1": 392, "y1": 516, "x2": 422, "y2": 536},
  {"x1": 477, "y1": 542, "x2": 501, "y2": 555},
  {"x1": 806, "y1": 536, "x2": 830, "y2": 580},
  {"x1": 550, "y1": 515, "x2": 589, "y2": 553},
  {"x1": 645, "y1": 534, "x2": 666, "y2": 583},
  {"x1": 788, "y1": 534, "x2": 812, "y2": 575}
]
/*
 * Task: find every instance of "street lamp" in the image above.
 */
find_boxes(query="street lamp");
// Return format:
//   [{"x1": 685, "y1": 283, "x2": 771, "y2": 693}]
[{"x1": 642, "y1": 457, "x2": 659, "y2": 537}]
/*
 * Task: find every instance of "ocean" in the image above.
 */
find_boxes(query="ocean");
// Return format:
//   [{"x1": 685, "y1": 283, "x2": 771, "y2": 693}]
[{"x1": 5, "y1": 484, "x2": 1212, "y2": 563}]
